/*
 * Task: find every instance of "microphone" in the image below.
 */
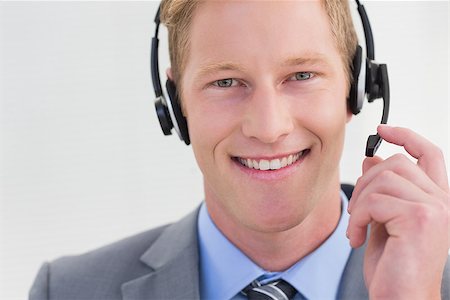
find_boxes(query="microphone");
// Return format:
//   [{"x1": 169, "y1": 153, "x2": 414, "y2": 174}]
[{"x1": 365, "y1": 63, "x2": 390, "y2": 157}]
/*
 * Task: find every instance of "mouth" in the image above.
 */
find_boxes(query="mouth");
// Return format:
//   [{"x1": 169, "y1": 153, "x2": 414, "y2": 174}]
[{"x1": 232, "y1": 149, "x2": 310, "y2": 171}]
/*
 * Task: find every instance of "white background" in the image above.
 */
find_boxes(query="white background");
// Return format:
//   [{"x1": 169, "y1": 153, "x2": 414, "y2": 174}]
[{"x1": 0, "y1": 1, "x2": 448, "y2": 299}]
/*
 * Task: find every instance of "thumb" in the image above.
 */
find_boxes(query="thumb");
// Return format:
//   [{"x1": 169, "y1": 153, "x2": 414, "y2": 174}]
[{"x1": 363, "y1": 156, "x2": 383, "y2": 174}]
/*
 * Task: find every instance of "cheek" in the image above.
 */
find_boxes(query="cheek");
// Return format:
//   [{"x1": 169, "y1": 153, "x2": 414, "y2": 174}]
[
  {"x1": 188, "y1": 104, "x2": 236, "y2": 145},
  {"x1": 184, "y1": 97, "x2": 241, "y2": 170},
  {"x1": 293, "y1": 89, "x2": 348, "y2": 137},
  {"x1": 291, "y1": 87, "x2": 349, "y2": 167}
]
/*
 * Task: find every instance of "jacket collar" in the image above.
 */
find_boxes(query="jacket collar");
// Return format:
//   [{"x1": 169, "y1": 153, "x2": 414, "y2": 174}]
[
  {"x1": 119, "y1": 205, "x2": 369, "y2": 299},
  {"x1": 121, "y1": 208, "x2": 201, "y2": 300},
  {"x1": 337, "y1": 242, "x2": 369, "y2": 299}
]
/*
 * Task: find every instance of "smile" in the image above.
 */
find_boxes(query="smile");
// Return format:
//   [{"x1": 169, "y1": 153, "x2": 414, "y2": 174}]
[{"x1": 234, "y1": 150, "x2": 309, "y2": 171}]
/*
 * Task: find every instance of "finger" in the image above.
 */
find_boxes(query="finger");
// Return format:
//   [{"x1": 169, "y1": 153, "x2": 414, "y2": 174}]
[
  {"x1": 363, "y1": 156, "x2": 384, "y2": 174},
  {"x1": 377, "y1": 125, "x2": 449, "y2": 191},
  {"x1": 352, "y1": 154, "x2": 444, "y2": 208},
  {"x1": 356, "y1": 169, "x2": 432, "y2": 206},
  {"x1": 347, "y1": 194, "x2": 415, "y2": 248},
  {"x1": 349, "y1": 165, "x2": 437, "y2": 215}
]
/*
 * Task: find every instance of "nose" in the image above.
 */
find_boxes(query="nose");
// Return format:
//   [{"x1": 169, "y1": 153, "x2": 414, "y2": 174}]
[{"x1": 241, "y1": 86, "x2": 294, "y2": 144}]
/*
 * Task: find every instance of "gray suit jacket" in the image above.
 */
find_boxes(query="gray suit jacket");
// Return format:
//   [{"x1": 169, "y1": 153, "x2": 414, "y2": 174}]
[{"x1": 29, "y1": 208, "x2": 450, "y2": 300}]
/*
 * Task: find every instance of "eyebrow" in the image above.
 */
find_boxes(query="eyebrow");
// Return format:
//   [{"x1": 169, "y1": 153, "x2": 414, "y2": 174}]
[
  {"x1": 195, "y1": 62, "x2": 247, "y2": 80},
  {"x1": 281, "y1": 54, "x2": 331, "y2": 67},
  {"x1": 194, "y1": 54, "x2": 331, "y2": 80}
]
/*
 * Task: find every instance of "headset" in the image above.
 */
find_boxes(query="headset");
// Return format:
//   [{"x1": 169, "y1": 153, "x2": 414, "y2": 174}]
[{"x1": 151, "y1": 0, "x2": 390, "y2": 157}]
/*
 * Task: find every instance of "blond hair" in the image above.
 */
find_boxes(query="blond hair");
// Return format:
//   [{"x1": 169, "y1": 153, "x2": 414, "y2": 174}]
[{"x1": 160, "y1": 0, "x2": 358, "y2": 89}]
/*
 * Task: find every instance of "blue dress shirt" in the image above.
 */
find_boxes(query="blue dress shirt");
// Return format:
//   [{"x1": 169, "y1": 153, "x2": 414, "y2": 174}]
[{"x1": 197, "y1": 190, "x2": 352, "y2": 300}]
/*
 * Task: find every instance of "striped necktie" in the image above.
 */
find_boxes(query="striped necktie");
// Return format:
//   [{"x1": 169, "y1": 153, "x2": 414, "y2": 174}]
[{"x1": 242, "y1": 279, "x2": 297, "y2": 300}]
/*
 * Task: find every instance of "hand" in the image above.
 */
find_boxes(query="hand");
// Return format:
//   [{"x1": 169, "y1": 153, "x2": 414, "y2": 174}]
[{"x1": 347, "y1": 125, "x2": 450, "y2": 299}]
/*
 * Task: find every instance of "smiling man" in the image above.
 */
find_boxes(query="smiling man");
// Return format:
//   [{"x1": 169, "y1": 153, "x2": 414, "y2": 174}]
[
  {"x1": 184, "y1": 0, "x2": 351, "y2": 275},
  {"x1": 30, "y1": 1, "x2": 450, "y2": 299}
]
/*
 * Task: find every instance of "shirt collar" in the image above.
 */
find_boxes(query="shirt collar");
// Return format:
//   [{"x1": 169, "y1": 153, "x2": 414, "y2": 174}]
[
  {"x1": 197, "y1": 190, "x2": 352, "y2": 300},
  {"x1": 197, "y1": 203, "x2": 265, "y2": 300},
  {"x1": 281, "y1": 190, "x2": 352, "y2": 299}
]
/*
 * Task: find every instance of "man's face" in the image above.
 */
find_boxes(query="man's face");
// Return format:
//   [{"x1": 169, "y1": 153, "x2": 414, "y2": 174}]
[{"x1": 181, "y1": 0, "x2": 350, "y2": 233}]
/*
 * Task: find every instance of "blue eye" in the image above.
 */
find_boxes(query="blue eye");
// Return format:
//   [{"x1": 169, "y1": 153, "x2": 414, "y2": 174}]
[
  {"x1": 291, "y1": 72, "x2": 314, "y2": 81},
  {"x1": 213, "y1": 78, "x2": 237, "y2": 87}
]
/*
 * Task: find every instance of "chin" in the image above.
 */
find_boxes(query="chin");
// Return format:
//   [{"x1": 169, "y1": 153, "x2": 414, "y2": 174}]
[{"x1": 242, "y1": 200, "x2": 312, "y2": 234}]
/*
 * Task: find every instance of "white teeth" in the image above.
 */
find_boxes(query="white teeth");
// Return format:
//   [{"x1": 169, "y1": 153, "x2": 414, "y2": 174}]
[
  {"x1": 287, "y1": 155, "x2": 293, "y2": 165},
  {"x1": 270, "y1": 159, "x2": 281, "y2": 170},
  {"x1": 253, "y1": 160, "x2": 259, "y2": 169},
  {"x1": 281, "y1": 157, "x2": 287, "y2": 168},
  {"x1": 237, "y1": 150, "x2": 307, "y2": 171},
  {"x1": 247, "y1": 159, "x2": 253, "y2": 168},
  {"x1": 259, "y1": 160, "x2": 270, "y2": 171}
]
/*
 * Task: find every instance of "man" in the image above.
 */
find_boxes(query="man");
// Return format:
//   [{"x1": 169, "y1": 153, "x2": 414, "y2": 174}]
[{"x1": 30, "y1": 0, "x2": 450, "y2": 299}]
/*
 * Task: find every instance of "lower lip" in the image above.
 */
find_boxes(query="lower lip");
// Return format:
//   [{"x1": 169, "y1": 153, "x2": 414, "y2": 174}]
[{"x1": 232, "y1": 151, "x2": 309, "y2": 181}]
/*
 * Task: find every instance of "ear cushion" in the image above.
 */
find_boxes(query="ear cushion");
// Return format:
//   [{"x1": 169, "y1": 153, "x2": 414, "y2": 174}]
[
  {"x1": 166, "y1": 79, "x2": 190, "y2": 145},
  {"x1": 349, "y1": 45, "x2": 363, "y2": 115},
  {"x1": 155, "y1": 96, "x2": 173, "y2": 135}
]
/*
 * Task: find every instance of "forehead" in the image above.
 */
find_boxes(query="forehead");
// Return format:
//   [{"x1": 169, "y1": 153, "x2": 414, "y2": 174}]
[{"x1": 184, "y1": 0, "x2": 341, "y2": 75}]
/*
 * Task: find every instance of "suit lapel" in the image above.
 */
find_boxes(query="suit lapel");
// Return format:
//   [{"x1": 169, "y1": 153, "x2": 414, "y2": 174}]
[
  {"x1": 337, "y1": 244, "x2": 369, "y2": 299},
  {"x1": 122, "y1": 208, "x2": 201, "y2": 300},
  {"x1": 120, "y1": 204, "x2": 372, "y2": 299}
]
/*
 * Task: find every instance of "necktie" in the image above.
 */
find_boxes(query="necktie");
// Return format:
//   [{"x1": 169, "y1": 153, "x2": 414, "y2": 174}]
[{"x1": 242, "y1": 279, "x2": 297, "y2": 300}]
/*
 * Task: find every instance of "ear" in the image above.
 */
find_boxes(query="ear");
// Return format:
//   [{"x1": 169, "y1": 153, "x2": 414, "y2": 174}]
[
  {"x1": 346, "y1": 109, "x2": 353, "y2": 123},
  {"x1": 166, "y1": 68, "x2": 174, "y2": 81}
]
